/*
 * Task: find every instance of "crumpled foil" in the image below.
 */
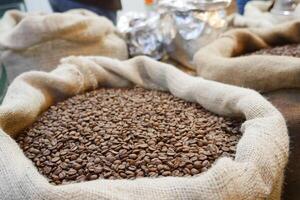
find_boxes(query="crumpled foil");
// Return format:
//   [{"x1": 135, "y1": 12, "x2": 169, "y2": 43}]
[
  {"x1": 158, "y1": 0, "x2": 229, "y2": 68},
  {"x1": 158, "y1": 0, "x2": 231, "y2": 12},
  {"x1": 117, "y1": 0, "x2": 230, "y2": 66},
  {"x1": 117, "y1": 12, "x2": 164, "y2": 60}
]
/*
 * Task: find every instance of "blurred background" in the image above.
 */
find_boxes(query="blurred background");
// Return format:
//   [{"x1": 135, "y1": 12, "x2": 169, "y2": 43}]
[
  {"x1": 1, "y1": 1, "x2": 300, "y2": 200},
  {"x1": 0, "y1": 0, "x2": 239, "y2": 20},
  {"x1": 0, "y1": 0, "x2": 151, "y2": 17}
]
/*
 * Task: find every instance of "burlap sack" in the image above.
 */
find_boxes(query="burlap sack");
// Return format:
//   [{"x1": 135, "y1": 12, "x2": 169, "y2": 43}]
[
  {"x1": 0, "y1": 9, "x2": 128, "y2": 82},
  {"x1": 264, "y1": 89, "x2": 300, "y2": 200},
  {"x1": 194, "y1": 20, "x2": 300, "y2": 92},
  {"x1": 0, "y1": 55, "x2": 288, "y2": 199}
]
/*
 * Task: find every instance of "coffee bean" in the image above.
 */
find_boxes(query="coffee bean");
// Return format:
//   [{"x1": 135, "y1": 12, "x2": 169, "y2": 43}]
[
  {"x1": 67, "y1": 169, "x2": 77, "y2": 175},
  {"x1": 221, "y1": 146, "x2": 229, "y2": 152},
  {"x1": 72, "y1": 162, "x2": 82, "y2": 170},
  {"x1": 229, "y1": 146, "x2": 236, "y2": 151},
  {"x1": 29, "y1": 148, "x2": 40, "y2": 154},
  {"x1": 128, "y1": 166, "x2": 137, "y2": 171},
  {"x1": 70, "y1": 154, "x2": 77, "y2": 160},
  {"x1": 148, "y1": 172, "x2": 158, "y2": 177},
  {"x1": 245, "y1": 44, "x2": 300, "y2": 58},
  {"x1": 194, "y1": 161, "x2": 202, "y2": 169},
  {"x1": 43, "y1": 166, "x2": 52, "y2": 174},
  {"x1": 167, "y1": 151, "x2": 175, "y2": 156},
  {"x1": 128, "y1": 154, "x2": 138, "y2": 160},
  {"x1": 52, "y1": 174, "x2": 59, "y2": 181},
  {"x1": 136, "y1": 171, "x2": 144, "y2": 177},
  {"x1": 58, "y1": 171, "x2": 66, "y2": 179},
  {"x1": 157, "y1": 164, "x2": 165, "y2": 171},
  {"x1": 191, "y1": 168, "x2": 199, "y2": 175},
  {"x1": 118, "y1": 164, "x2": 126, "y2": 170},
  {"x1": 202, "y1": 160, "x2": 209, "y2": 167},
  {"x1": 51, "y1": 157, "x2": 60, "y2": 163},
  {"x1": 16, "y1": 87, "x2": 242, "y2": 185},
  {"x1": 137, "y1": 144, "x2": 148, "y2": 149},
  {"x1": 158, "y1": 156, "x2": 167, "y2": 160},
  {"x1": 94, "y1": 167, "x2": 103, "y2": 174},
  {"x1": 53, "y1": 167, "x2": 62, "y2": 175},
  {"x1": 94, "y1": 158, "x2": 101, "y2": 164},
  {"x1": 199, "y1": 155, "x2": 207, "y2": 161},
  {"x1": 162, "y1": 171, "x2": 171, "y2": 176},
  {"x1": 89, "y1": 174, "x2": 98, "y2": 180},
  {"x1": 76, "y1": 175, "x2": 86, "y2": 182},
  {"x1": 186, "y1": 164, "x2": 193, "y2": 170},
  {"x1": 106, "y1": 155, "x2": 115, "y2": 163},
  {"x1": 42, "y1": 149, "x2": 50, "y2": 156}
]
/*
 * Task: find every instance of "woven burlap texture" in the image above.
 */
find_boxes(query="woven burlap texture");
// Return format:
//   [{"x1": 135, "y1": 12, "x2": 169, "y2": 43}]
[
  {"x1": 0, "y1": 9, "x2": 128, "y2": 82},
  {"x1": 0, "y1": 56, "x2": 288, "y2": 200},
  {"x1": 194, "y1": 20, "x2": 300, "y2": 92}
]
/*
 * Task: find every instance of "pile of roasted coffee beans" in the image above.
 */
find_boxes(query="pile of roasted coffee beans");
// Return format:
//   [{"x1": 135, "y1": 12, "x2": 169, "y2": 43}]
[
  {"x1": 246, "y1": 44, "x2": 300, "y2": 57},
  {"x1": 17, "y1": 87, "x2": 242, "y2": 185}
]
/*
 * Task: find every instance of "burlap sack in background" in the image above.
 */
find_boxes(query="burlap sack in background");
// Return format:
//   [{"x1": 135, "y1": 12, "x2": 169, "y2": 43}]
[
  {"x1": 0, "y1": 9, "x2": 128, "y2": 82},
  {"x1": 194, "y1": 20, "x2": 300, "y2": 92},
  {"x1": 229, "y1": 0, "x2": 300, "y2": 28},
  {"x1": 0, "y1": 55, "x2": 288, "y2": 199}
]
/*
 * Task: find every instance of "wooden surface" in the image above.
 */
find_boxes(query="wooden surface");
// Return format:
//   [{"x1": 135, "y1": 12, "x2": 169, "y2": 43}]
[{"x1": 265, "y1": 89, "x2": 300, "y2": 200}]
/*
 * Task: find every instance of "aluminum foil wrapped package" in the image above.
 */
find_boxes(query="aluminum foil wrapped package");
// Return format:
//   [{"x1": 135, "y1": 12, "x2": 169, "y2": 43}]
[
  {"x1": 117, "y1": 12, "x2": 164, "y2": 60},
  {"x1": 158, "y1": 0, "x2": 230, "y2": 68}
]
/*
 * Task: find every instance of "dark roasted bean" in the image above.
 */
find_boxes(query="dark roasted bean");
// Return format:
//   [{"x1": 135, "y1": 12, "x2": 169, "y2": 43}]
[
  {"x1": 16, "y1": 87, "x2": 242, "y2": 185},
  {"x1": 244, "y1": 43, "x2": 300, "y2": 57}
]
